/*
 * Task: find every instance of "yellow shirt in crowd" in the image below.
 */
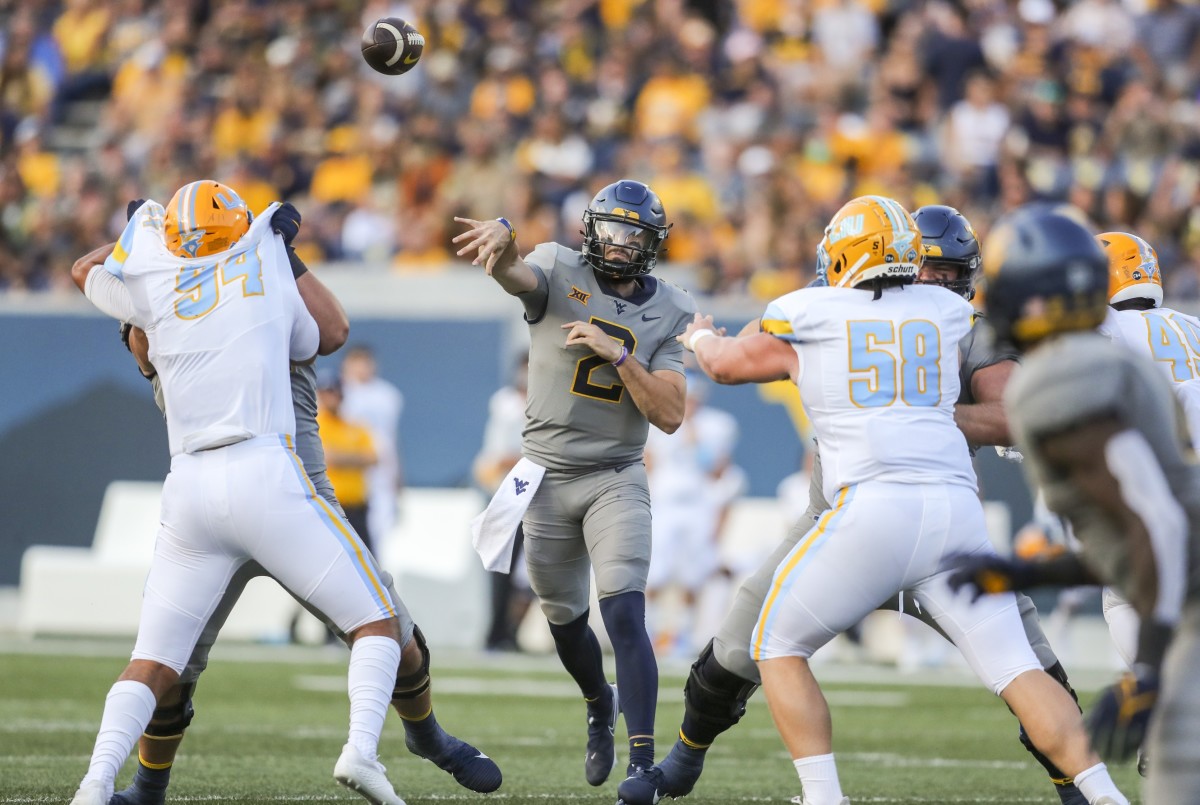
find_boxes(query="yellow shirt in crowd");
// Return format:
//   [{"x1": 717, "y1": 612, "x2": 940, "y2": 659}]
[{"x1": 316, "y1": 411, "x2": 376, "y2": 507}]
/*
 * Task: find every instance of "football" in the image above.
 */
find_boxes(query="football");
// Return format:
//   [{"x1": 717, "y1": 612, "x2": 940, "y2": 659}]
[{"x1": 361, "y1": 17, "x2": 425, "y2": 75}]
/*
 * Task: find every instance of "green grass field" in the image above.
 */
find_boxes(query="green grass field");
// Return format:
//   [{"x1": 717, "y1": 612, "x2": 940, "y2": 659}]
[{"x1": 0, "y1": 639, "x2": 1144, "y2": 804}]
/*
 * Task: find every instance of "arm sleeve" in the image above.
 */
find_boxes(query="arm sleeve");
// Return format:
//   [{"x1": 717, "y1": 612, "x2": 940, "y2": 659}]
[
  {"x1": 1105, "y1": 429, "x2": 1189, "y2": 626},
  {"x1": 84, "y1": 267, "x2": 141, "y2": 325}
]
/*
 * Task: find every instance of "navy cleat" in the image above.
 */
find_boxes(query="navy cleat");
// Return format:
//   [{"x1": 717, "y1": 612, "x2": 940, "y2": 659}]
[
  {"x1": 616, "y1": 740, "x2": 706, "y2": 804},
  {"x1": 405, "y1": 732, "x2": 502, "y2": 793},
  {"x1": 109, "y1": 775, "x2": 167, "y2": 805},
  {"x1": 585, "y1": 683, "x2": 620, "y2": 786}
]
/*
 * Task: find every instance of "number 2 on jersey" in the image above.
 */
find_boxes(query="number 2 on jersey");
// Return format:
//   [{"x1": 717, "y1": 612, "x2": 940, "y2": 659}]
[
  {"x1": 570, "y1": 317, "x2": 637, "y2": 403},
  {"x1": 175, "y1": 249, "x2": 265, "y2": 320},
  {"x1": 847, "y1": 320, "x2": 941, "y2": 408}
]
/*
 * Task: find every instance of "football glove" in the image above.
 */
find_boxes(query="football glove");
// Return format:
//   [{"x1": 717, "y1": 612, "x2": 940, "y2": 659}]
[
  {"x1": 270, "y1": 201, "x2": 302, "y2": 247},
  {"x1": 1087, "y1": 667, "x2": 1159, "y2": 762},
  {"x1": 995, "y1": 445, "x2": 1024, "y2": 463},
  {"x1": 126, "y1": 198, "x2": 147, "y2": 221},
  {"x1": 946, "y1": 554, "x2": 1039, "y2": 601}
]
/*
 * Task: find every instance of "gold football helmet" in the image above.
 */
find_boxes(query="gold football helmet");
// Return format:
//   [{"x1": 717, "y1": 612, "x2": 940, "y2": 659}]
[
  {"x1": 816, "y1": 196, "x2": 923, "y2": 289},
  {"x1": 164, "y1": 180, "x2": 251, "y2": 259},
  {"x1": 1097, "y1": 231, "x2": 1162, "y2": 308}
]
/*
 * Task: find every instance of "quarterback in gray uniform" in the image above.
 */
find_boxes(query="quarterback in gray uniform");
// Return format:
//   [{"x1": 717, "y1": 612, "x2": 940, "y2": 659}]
[
  {"x1": 951, "y1": 205, "x2": 1200, "y2": 803},
  {"x1": 619, "y1": 205, "x2": 1089, "y2": 805},
  {"x1": 454, "y1": 179, "x2": 695, "y2": 789},
  {"x1": 101, "y1": 201, "x2": 500, "y2": 805}
]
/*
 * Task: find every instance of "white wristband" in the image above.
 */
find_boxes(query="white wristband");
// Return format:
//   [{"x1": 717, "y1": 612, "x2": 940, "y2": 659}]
[{"x1": 687, "y1": 329, "x2": 716, "y2": 352}]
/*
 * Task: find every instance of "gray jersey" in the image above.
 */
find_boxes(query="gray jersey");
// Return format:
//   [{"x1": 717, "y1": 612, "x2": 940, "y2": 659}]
[
  {"x1": 517, "y1": 243, "x2": 695, "y2": 471},
  {"x1": 1006, "y1": 332, "x2": 1200, "y2": 604},
  {"x1": 958, "y1": 314, "x2": 1015, "y2": 406},
  {"x1": 153, "y1": 365, "x2": 337, "y2": 507}
]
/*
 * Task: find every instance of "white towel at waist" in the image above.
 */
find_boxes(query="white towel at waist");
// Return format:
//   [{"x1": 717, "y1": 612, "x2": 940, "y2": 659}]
[{"x1": 471, "y1": 457, "x2": 546, "y2": 572}]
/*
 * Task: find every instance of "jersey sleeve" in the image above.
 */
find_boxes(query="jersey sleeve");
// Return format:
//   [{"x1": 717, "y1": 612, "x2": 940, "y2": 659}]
[
  {"x1": 760, "y1": 290, "x2": 813, "y2": 343},
  {"x1": 648, "y1": 289, "x2": 697, "y2": 374},
  {"x1": 84, "y1": 266, "x2": 140, "y2": 325},
  {"x1": 516, "y1": 242, "x2": 557, "y2": 323},
  {"x1": 102, "y1": 216, "x2": 139, "y2": 280}
]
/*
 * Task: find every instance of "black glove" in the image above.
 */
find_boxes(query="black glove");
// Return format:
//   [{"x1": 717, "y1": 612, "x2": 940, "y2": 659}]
[
  {"x1": 126, "y1": 198, "x2": 147, "y2": 221},
  {"x1": 1087, "y1": 667, "x2": 1159, "y2": 762},
  {"x1": 270, "y1": 201, "x2": 302, "y2": 247},
  {"x1": 945, "y1": 554, "x2": 1040, "y2": 601}
]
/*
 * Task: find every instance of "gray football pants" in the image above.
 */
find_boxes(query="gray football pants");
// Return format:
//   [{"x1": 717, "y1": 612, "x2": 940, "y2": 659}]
[{"x1": 523, "y1": 463, "x2": 652, "y2": 625}]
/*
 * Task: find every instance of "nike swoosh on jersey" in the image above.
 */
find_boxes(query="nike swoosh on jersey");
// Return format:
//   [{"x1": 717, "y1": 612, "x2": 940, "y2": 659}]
[{"x1": 641, "y1": 314, "x2": 661, "y2": 321}]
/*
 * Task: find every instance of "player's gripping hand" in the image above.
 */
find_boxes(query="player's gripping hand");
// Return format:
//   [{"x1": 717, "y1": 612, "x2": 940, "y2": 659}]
[
  {"x1": 995, "y1": 445, "x2": 1024, "y2": 463},
  {"x1": 270, "y1": 202, "x2": 302, "y2": 246},
  {"x1": 126, "y1": 198, "x2": 147, "y2": 221},
  {"x1": 946, "y1": 553, "x2": 1038, "y2": 601},
  {"x1": 1087, "y1": 667, "x2": 1159, "y2": 762}
]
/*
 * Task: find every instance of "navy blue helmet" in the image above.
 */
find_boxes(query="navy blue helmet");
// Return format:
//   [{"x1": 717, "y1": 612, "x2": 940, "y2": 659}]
[
  {"x1": 983, "y1": 205, "x2": 1109, "y2": 351},
  {"x1": 913, "y1": 205, "x2": 982, "y2": 299},
  {"x1": 581, "y1": 179, "x2": 670, "y2": 279}
]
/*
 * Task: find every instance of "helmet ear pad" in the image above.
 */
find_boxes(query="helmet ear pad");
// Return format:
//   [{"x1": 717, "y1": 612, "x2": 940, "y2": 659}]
[{"x1": 581, "y1": 179, "x2": 670, "y2": 279}]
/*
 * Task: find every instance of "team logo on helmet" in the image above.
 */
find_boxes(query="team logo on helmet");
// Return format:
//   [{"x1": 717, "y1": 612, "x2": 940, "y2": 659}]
[
  {"x1": 817, "y1": 196, "x2": 922, "y2": 290},
  {"x1": 581, "y1": 180, "x2": 671, "y2": 279},
  {"x1": 164, "y1": 180, "x2": 251, "y2": 259}
]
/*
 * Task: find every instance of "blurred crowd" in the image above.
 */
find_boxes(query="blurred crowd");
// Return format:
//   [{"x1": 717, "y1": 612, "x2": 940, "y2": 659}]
[{"x1": 3, "y1": 0, "x2": 1200, "y2": 298}]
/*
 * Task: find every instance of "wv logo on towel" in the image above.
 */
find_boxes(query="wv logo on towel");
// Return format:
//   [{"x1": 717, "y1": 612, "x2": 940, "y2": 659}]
[{"x1": 513, "y1": 477, "x2": 529, "y2": 495}]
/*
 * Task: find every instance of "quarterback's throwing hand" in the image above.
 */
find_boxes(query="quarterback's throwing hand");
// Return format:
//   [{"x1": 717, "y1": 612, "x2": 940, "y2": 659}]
[
  {"x1": 562, "y1": 320, "x2": 623, "y2": 363},
  {"x1": 1087, "y1": 668, "x2": 1159, "y2": 762},
  {"x1": 453, "y1": 216, "x2": 514, "y2": 274}
]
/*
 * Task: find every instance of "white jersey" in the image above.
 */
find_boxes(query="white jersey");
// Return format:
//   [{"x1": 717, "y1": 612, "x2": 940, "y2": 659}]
[
  {"x1": 762, "y1": 284, "x2": 976, "y2": 502},
  {"x1": 102, "y1": 201, "x2": 318, "y2": 455},
  {"x1": 1098, "y1": 306, "x2": 1200, "y2": 447},
  {"x1": 646, "y1": 406, "x2": 738, "y2": 504}
]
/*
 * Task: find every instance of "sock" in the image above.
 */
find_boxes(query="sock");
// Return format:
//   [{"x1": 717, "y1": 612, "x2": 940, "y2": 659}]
[
  {"x1": 1074, "y1": 763, "x2": 1128, "y2": 805},
  {"x1": 628, "y1": 736, "x2": 655, "y2": 771},
  {"x1": 548, "y1": 610, "x2": 608, "y2": 701},
  {"x1": 128, "y1": 761, "x2": 172, "y2": 793},
  {"x1": 403, "y1": 708, "x2": 447, "y2": 753},
  {"x1": 347, "y1": 635, "x2": 402, "y2": 762},
  {"x1": 794, "y1": 753, "x2": 844, "y2": 805},
  {"x1": 599, "y1": 592, "x2": 658, "y2": 761},
  {"x1": 81, "y1": 680, "x2": 158, "y2": 786}
]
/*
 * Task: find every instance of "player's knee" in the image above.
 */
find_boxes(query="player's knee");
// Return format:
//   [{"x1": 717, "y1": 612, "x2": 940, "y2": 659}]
[
  {"x1": 712, "y1": 633, "x2": 760, "y2": 684},
  {"x1": 350, "y1": 616, "x2": 400, "y2": 643},
  {"x1": 146, "y1": 681, "x2": 197, "y2": 738},
  {"x1": 683, "y1": 640, "x2": 759, "y2": 734},
  {"x1": 393, "y1": 625, "x2": 431, "y2": 702},
  {"x1": 539, "y1": 596, "x2": 586, "y2": 626}
]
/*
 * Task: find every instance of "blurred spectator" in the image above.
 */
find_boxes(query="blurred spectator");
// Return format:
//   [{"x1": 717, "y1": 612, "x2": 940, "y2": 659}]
[
  {"x1": 316, "y1": 370, "x2": 378, "y2": 554},
  {"x1": 340, "y1": 344, "x2": 404, "y2": 548},
  {"x1": 2, "y1": 0, "x2": 1200, "y2": 300}
]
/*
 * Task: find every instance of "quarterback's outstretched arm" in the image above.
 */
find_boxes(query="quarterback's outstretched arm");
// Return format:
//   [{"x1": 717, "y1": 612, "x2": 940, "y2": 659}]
[
  {"x1": 452, "y1": 216, "x2": 538, "y2": 294},
  {"x1": 681, "y1": 312, "x2": 797, "y2": 385}
]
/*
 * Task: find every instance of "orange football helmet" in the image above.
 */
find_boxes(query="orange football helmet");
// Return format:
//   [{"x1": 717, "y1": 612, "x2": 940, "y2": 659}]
[
  {"x1": 1097, "y1": 231, "x2": 1161, "y2": 307},
  {"x1": 164, "y1": 180, "x2": 251, "y2": 258},
  {"x1": 816, "y1": 195, "x2": 923, "y2": 289}
]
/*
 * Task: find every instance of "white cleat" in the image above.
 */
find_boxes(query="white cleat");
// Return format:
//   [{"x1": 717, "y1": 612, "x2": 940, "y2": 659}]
[
  {"x1": 68, "y1": 779, "x2": 112, "y2": 805},
  {"x1": 334, "y1": 744, "x2": 407, "y2": 805},
  {"x1": 789, "y1": 798, "x2": 851, "y2": 805}
]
